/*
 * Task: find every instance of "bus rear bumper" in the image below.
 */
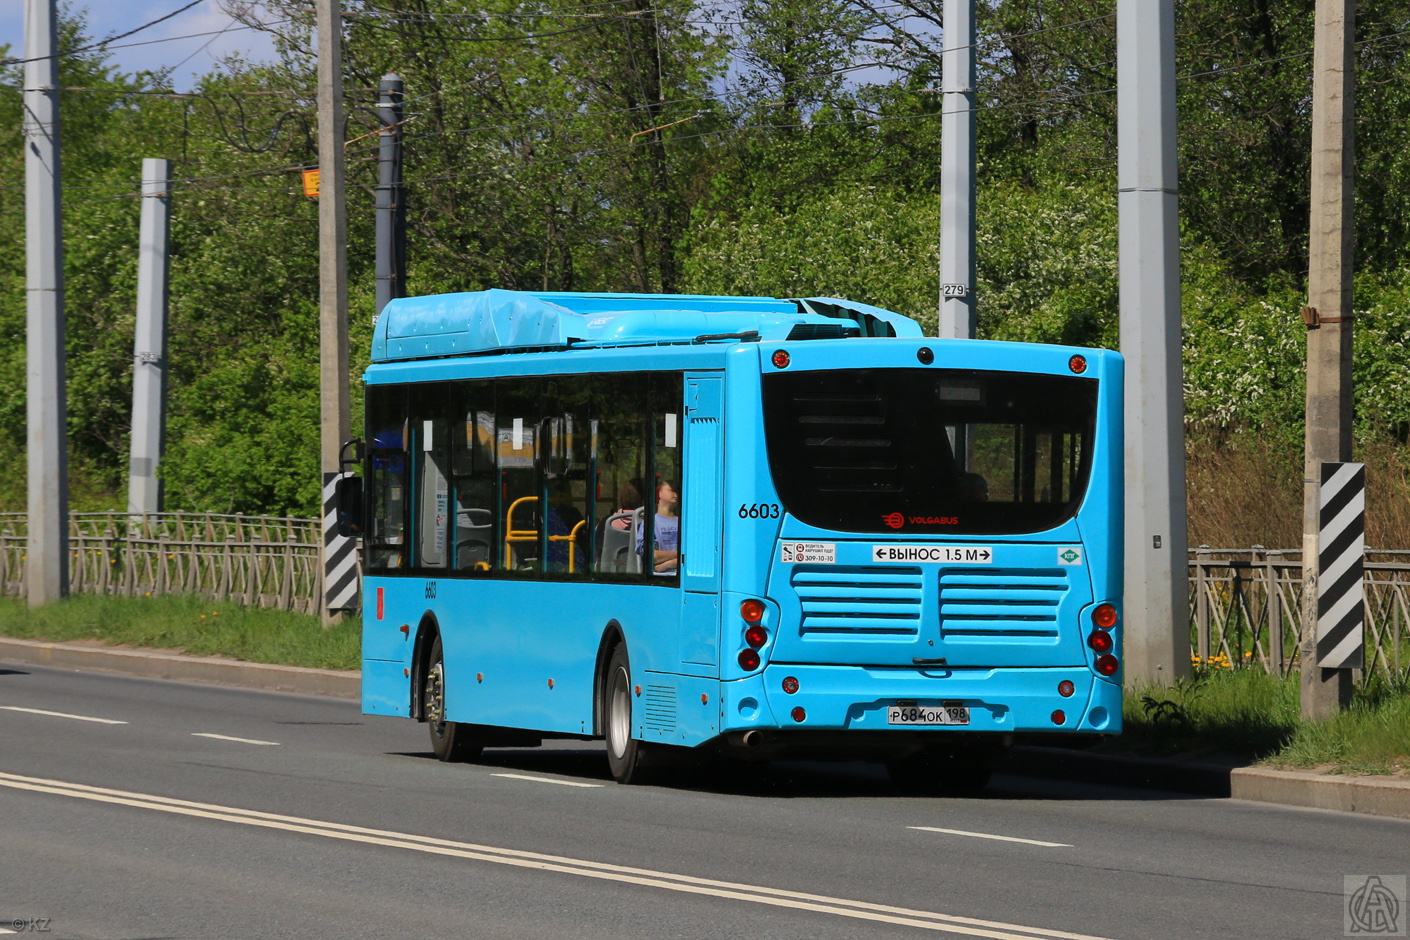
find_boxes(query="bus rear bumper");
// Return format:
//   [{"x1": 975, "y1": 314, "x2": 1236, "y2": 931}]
[{"x1": 721, "y1": 663, "x2": 1120, "y2": 738}]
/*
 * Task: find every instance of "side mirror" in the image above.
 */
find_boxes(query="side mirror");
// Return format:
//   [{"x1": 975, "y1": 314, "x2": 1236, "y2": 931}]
[{"x1": 335, "y1": 475, "x2": 363, "y2": 538}]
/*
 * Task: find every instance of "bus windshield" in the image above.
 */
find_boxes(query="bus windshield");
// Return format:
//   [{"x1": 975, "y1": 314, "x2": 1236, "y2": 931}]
[{"x1": 762, "y1": 368, "x2": 1098, "y2": 535}]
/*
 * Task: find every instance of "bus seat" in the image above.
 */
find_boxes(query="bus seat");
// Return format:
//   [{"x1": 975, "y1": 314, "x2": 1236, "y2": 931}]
[
  {"x1": 456, "y1": 507, "x2": 494, "y2": 569},
  {"x1": 598, "y1": 511, "x2": 635, "y2": 572}
]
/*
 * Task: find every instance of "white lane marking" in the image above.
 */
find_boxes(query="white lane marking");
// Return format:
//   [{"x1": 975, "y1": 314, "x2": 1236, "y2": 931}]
[
  {"x1": 0, "y1": 928, "x2": 15, "y2": 935},
  {"x1": 909, "y1": 826, "x2": 1072, "y2": 848},
  {"x1": 192, "y1": 733, "x2": 281, "y2": 746},
  {"x1": 491, "y1": 773, "x2": 602, "y2": 789},
  {"x1": 1, "y1": 705, "x2": 127, "y2": 725},
  {"x1": 0, "y1": 771, "x2": 1114, "y2": 940}
]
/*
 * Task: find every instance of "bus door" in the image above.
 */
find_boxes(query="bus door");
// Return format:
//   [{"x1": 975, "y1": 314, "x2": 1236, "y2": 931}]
[{"x1": 680, "y1": 375, "x2": 723, "y2": 670}]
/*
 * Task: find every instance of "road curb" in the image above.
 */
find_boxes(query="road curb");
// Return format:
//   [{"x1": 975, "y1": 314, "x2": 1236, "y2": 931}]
[
  {"x1": 1230, "y1": 766, "x2": 1410, "y2": 820},
  {"x1": 1008, "y1": 744, "x2": 1410, "y2": 820},
  {"x1": 0, "y1": 637, "x2": 360, "y2": 700}
]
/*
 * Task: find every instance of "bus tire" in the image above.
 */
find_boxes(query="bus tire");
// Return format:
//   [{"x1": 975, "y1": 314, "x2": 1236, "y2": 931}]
[
  {"x1": 425, "y1": 636, "x2": 483, "y2": 763},
  {"x1": 603, "y1": 644, "x2": 649, "y2": 784}
]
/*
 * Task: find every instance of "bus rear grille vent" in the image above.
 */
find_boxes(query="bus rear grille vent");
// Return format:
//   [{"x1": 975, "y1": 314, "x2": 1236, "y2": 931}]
[
  {"x1": 643, "y1": 684, "x2": 676, "y2": 732},
  {"x1": 939, "y1": 568, "x2": 1066, "y2": 638},
  {"x1": 792, "y1": 566, "x2": 923, "y2": 638},
  {"x1": 786, "y1": 323, "x2": 861, "y2": 340}
]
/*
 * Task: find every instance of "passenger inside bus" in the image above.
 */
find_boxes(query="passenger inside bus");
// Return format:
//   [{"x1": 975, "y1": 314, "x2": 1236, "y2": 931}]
[{"x1": 637, "y1": 479, "x2": 680, "y2": 575}]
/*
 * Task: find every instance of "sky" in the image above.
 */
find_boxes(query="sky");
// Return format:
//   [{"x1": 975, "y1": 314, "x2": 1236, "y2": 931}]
[{"x1": 3, "y1": 1, "x2": 282, "y2": 89}]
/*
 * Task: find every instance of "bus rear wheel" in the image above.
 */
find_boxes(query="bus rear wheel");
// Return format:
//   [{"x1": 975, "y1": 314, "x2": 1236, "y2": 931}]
[
  {"x1": 603, "y1": 645, "x2": 650, "y2": 784},
  {"x1": 425, "y1": 636, "x2": 483, "y2": 763}
]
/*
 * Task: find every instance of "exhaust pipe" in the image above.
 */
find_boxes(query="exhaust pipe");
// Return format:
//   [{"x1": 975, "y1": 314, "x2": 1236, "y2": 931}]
[{"x1": 741, "y1": 730, "x2": 764, "y2": 748}]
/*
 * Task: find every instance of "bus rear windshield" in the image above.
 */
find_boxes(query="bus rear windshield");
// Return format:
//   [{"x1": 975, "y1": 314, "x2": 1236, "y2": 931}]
[{"x1": 762, "y1": 368, "x2": 1098, "y2": 535}]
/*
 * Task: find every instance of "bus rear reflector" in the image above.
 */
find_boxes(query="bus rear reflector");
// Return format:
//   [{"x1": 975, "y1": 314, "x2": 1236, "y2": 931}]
[
  {"x1": 791, "y1": 707, "x2": 806, "y2": 722},
  {"x1": 1095, "y1": 654, "x2": 1119, "y2": 676},
  {"x1": 1051, "y1": 710, "x2": 1066, "y2": 725},
  {"x1": 738, "y1": 649, "x2": 761, "y2": 671}
]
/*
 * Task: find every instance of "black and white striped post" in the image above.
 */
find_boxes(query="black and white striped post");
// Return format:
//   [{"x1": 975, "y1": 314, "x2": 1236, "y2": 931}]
[
  {"x1": 323, "y1": 471, "x2": 360, "y2": 612},
  {"x1": 1315, "y1": 462, "x2": 1365, "y2": 671}
]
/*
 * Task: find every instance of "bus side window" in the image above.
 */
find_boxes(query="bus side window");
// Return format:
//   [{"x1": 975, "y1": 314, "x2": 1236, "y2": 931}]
[
  {"x1": 497, "y1": 379, "x2": 542, "y2": 572},
  {"x1": 594, "y1": 374, "x2": 648, "y2": 576},
  {"x1": 366, "y1": 385, "x2": 408, "y2": 570},
  {"x1": 647, "y1": 375, "x2": 683, "y2": 579},
  {"x1": 451, "y1": 382, "x2": 497, "y2": 572}
]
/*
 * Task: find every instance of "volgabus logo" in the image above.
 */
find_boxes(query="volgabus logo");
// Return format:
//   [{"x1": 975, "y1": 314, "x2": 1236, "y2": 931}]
[{"x1": 882, "y1": 512, "x2": 905, "y2": 529}]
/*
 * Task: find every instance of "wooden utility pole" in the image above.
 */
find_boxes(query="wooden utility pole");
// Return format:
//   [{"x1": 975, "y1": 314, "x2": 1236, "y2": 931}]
[
  {"x1": 317, "y1": 0, "x2": 352, "y2": 624},
  {"x1": 1301, "y1": 0, "x2": 1356, "y2": 720}
]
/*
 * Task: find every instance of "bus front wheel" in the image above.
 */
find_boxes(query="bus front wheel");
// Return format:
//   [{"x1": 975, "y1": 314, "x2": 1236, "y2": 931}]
[
  {"x1": 604, "y1": 645, "x2": 649, "y2": 784},
  {"x1": 425, "y1": 636, "x2": 483, "y2": 763}
]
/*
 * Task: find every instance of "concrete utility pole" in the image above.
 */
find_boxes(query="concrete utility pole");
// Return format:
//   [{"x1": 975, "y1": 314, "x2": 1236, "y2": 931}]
[
  {"x1": 128, "y1": 158, "x2": 171, "y2": 519},
  {"x1": 24, "y1": 0, "x2": 68, "y2": 606},
  {"x1": 375, "y1": 73, "x2": 405, "y2": 318},
  {"x1": 1301, "y1": 0, "x2": 1357, "y2": 720},
  {"x1": 937, "y1": 0, "x2": 976, "y2": 339},
  {"x1": 1117, "y1": 0, "x2": 1189, "y2": 682},
  {"x1": 317, "y1": 0, "x2": 353, "y2": 622}
]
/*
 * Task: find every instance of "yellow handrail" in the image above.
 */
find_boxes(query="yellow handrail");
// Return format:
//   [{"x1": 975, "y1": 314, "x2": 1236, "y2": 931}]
[
  {"x1": 503, "y1": 498, "x2": 587, "y2": 572},
  {"x1": 503, "y1": 496, "x2": 539, "y2": 569}
]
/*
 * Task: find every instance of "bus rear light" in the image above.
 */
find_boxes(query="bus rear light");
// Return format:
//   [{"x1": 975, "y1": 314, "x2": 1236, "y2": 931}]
[
  {"x1": 744, "y1": 624, "x2": 768, "y2": 648},
  {"x1": 1092, "y1": 603, "x2": 1118, "y2": 629},
  {"x1": 1058, "y1": 680, "x2": 1075, "y2": 697},
  {"x1": 772, "y1": 349, "x2": 791, "y2": 368},
  {"x1": 738, "y1": 649, "x2": 761, "y2": 671},
  {"x1": 1068, "y1": 354, "x2": 1087, "y2": 374},
  {"x1": 782, "y1": 676, "x2": 799, "y2": 694},
  {"x1": 791, "y1": 707, "x2": 806, "y2": 722},
  {"x1": 1095, "y1": 654, "x2": 1119, "y2": 676},
  {"x1": 740, "y1": 599, "x2": 765, "y2": 623},
  {"x1": 1088, "y1": 631, "x2": 1114, "y2": 653},
  {"x1": 1051, "y1": 710, "x2": 1067, "y2": 725}
]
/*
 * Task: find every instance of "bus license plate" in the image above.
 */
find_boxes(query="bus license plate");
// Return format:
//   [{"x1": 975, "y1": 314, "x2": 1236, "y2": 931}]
[{"x1": 887, "y1": 703, "x2": 969, "y2": 726}]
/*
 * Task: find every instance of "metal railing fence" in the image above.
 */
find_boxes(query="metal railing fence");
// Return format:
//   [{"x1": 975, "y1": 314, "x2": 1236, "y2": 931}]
[
  {"x1": 0, "y1": 512, "x2": 322, "y2": 615},
  {"x1": 1190, "y1": 546, "x2": 1408, "y2": 678}
]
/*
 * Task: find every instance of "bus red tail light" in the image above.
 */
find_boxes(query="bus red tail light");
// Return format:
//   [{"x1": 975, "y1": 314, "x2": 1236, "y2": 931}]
[
  {"x1": 1092, "y1": 603, "x2": 1118, "y2": 629},
  {"x1": 744, "y1": 624, "x2": 768, "y2": 649},
  {"x1": 782, "y1": 676, "x2": 799, "y2": 694},
  {"x1": 1058, "y1": 680, "x2": 1075, "y2": 697},
  {"x1": 1088, "y1": 631, "x2": 1114, "y2": 653},
  {"x1": 738, "y1": 649, "x2": 761, "y2": 671},
  {"x1": 1095, "y1": 654, "x2": 1119, "y2": 676},
  {"x1": 740, "y1": 599, "x2": 765, "y2": 624}
]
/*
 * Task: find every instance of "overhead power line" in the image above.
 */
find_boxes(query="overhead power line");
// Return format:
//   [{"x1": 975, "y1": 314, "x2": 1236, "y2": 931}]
[{"x1": 2, "y1": 0, "x2": 204, "y2": 67}]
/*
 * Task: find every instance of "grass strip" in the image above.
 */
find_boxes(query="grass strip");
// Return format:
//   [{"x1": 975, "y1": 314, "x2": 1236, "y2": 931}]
[
  {"x1": 0, "y1": 594, "x2": 359, "y2": 671},
  {"x1": 1124, "y1": 667, "x2": 1410, "y2": 776}
]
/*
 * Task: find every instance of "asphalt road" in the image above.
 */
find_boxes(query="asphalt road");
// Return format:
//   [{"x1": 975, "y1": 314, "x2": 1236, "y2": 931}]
[{"x1": 0, "y1": 661, "x2": 1404, "y2": 940}]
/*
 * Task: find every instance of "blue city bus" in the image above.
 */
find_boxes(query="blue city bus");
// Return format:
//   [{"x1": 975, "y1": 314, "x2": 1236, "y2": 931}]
[{"x1": 341, "y1": 289, "x2": 1123, "y2": 790}]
